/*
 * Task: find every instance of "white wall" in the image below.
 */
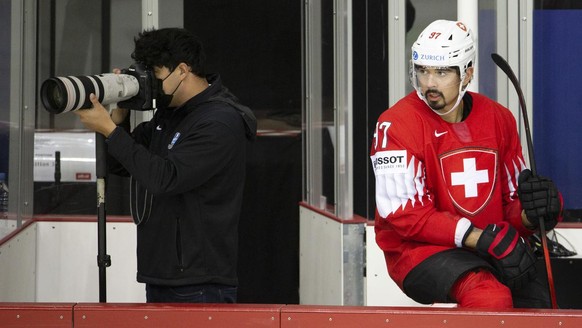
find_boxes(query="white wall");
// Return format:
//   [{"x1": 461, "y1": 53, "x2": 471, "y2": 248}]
[
  {"x1": 299, "y1": 207, "x2": 344, "y2": 305},
  {"x1": 1, "y1": 217, "x2": 580, "y2": 305},
  {"x1": 0, "y1": 223, "x2": 36, "y2": 302},
  {"x1": 365, "y1": 224, "x2": 422, "y2": 306},
  {"x1": 0, "y1": 220, "x2": 145, "y2": 303}
]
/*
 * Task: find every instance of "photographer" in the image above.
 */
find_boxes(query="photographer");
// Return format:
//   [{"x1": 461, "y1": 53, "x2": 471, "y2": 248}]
[{"x1": 75, "y1": 28, "x2": 256, "y2": 303}]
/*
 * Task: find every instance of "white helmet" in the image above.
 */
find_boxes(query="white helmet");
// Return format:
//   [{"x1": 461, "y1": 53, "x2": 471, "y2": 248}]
[{"x1": 410, "y1": 20, "x2": 476, "y2": 116}]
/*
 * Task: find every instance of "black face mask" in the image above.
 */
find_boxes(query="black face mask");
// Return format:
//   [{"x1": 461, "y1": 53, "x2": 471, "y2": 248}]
[
  {"x1": 156, "y1": 92, "x2": 173, "y2": 110},
  {"x1": 155, "y1": 69, "x2": 183, "y2": 110}
]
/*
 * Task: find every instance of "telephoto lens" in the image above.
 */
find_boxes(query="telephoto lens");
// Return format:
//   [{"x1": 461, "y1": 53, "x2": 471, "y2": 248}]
[{"x1": 40, "y1": 73, "x2": 140, "y2": 114}]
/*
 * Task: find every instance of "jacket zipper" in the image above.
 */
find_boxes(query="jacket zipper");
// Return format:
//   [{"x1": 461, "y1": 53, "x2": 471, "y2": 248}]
[{"x1": 176, "y1": 217, "x2": 184, "y2": 271}]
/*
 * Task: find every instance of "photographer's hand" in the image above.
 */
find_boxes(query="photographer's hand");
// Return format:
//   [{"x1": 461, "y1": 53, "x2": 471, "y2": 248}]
[
  {"x1": 74, "y1": 93, "x2": 117, "y2": 137},
  {"x1": 109, "y1": 68, "x2": 130, "y2": 124},
  {"x1": 110, "y1": 108, "x2": 129, "y2": 124}
]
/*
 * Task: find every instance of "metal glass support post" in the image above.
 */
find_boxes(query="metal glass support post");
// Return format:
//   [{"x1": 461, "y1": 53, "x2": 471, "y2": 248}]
[
  {"x1": 388, "y1": 0, "x2": 406, "y2": 107},
  {"x1": 137, "y1": 0, "x2": 159, "y2": 125},
  {"x1": 458, "y1": 0, "x2": 479, "y2": 91},
  {"x1": 9, "y1": 0, "x2": 36, "y2": 227},
  {"x1": 333, "y1": 0, "x2": 353, "y2": 220},
  {"x1": 303, "y1": 0, "x2": 324, "y2": 208}
]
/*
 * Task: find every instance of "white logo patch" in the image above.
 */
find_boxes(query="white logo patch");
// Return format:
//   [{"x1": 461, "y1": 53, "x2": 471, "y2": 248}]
[
  {"x1": 372, "y1": 150, "x2": 408, "y2": 174},
  {"x1": 434, "y1": 130, "x2": 448, "y2": 137},
  {"x1": 168, "y1": 132, "x2": 181, "y2": 149}
]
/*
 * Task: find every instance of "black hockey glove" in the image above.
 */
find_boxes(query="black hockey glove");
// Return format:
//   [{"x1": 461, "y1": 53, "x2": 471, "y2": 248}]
[
  {"x1": 518, "y1": 169, "x2": 562, "y2": 231},
  {"x1": 476, "y1": 222, "x2": 537, "y2": 290}
]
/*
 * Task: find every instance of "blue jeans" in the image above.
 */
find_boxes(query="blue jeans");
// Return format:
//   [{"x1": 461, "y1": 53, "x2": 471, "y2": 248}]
[{"x1": 145, "y1": 283, "x2": 237, "y2": 303}]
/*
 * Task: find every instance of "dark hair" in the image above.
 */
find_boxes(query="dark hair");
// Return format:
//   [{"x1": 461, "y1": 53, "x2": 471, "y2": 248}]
[{"x1": 131, "y1": 28, "x2": 206, "y2": 77}]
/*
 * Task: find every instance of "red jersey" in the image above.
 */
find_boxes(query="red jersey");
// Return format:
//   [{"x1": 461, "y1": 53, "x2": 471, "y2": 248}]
[{"x1": 370, "y1": 91, "x2": 531, "y2": 288}]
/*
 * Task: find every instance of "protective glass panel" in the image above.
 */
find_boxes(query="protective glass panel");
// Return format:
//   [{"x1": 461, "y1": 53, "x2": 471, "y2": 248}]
[
  {"x1": 303, "y1": 0, "x2": 336, "y2": 213},
  {"x1": 0, "y1": 0, "x2": 13, "y2": 238},
  {"x1": 35, "y1": 0, "x2": 142, "y2": 215},
  {"x1": 404, "y1": 0, "x2": 457, "y2": 95},
  {"x1": 404, "y1": 0, "x2": 497, "y2": 98},
  {"x1": 533, "y1": 1, "x2": 582, "y2": 219}
]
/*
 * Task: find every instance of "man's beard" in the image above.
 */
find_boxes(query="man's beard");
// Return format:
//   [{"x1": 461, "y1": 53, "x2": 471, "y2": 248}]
[{"x1": 425, "y1": 89, "x2": 446, "y2": 110}]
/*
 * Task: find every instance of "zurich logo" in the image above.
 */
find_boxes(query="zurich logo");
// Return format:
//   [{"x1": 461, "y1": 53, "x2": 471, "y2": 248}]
[{"x1": 413, "y1": 51, "x2": 418, "y2": 60}]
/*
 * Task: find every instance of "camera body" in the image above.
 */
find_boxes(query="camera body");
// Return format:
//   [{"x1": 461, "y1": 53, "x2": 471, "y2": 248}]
[
  {"x1": 40, "y1": 63, "x2": 161, "y2": 114},
  {"x1": 117, "y1": 63, "x2": 161, "y2": 111}
]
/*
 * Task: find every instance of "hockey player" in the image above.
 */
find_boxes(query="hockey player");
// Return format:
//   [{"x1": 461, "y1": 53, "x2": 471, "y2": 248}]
[{"x1": 370, "y1": 20, "x2": 562, "y2": 308}]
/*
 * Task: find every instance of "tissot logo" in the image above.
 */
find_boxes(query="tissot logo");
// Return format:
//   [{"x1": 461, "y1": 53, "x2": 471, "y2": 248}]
[
  {"x1": 439, "y1": 148, "x2": 498, "y2": 216},
  {"x1": 372, "y1": 150, "x2": 407, "y2": 174},
  {"x1": 375, "y1": 155, "x2": 404, "y2": 166}
]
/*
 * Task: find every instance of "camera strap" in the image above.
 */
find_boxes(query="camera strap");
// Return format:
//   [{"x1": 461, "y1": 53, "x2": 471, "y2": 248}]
[
  {"x1": 205, "y1": 95, "x2": 257, "y2": 140},
  {"x1": 129, "y1": 176, "x2": 153, "y2": 226}
]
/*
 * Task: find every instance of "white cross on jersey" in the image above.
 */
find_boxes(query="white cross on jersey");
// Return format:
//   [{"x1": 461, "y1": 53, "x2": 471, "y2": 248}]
[{"x1": 450, "y1": 158, "x2": 489, "y2": 198}]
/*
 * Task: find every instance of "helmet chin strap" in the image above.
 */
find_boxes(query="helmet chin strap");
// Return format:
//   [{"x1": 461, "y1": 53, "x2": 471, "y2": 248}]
[
  {"x1": 430, "y1": 93, "x2": 462, "y2": 116},
  {"x1": 425, "y1": 77, "x2": 471, "y2": 117}
]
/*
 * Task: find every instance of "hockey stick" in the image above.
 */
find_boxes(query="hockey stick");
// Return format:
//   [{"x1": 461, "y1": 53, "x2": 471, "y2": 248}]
[{"x1": 491, "y1": 53, "x2": 558, "y2": 309}]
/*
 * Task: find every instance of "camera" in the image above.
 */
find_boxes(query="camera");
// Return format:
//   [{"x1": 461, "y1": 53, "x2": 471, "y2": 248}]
[{"x1": 40, "y1": 63, "x2": 161, "y2": 114}]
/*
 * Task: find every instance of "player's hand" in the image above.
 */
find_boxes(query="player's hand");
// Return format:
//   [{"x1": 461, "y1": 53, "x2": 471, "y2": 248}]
[
  {"x1": 476, "y1": 222, "x2": 537, "y2": 290},
  {"x1": 518, "y1": 169, "x2": 562, "y2": 231}
]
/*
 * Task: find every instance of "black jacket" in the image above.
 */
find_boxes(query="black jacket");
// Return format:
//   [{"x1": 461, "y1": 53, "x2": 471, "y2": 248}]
[{"x1": 107, "y1": 74, "x2": 256, "y2": 286}]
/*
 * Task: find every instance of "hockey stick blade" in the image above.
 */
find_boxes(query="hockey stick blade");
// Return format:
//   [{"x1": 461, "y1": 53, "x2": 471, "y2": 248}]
[{"x1": 491, "y1": 52, "x2": 558, "y2": 309}]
